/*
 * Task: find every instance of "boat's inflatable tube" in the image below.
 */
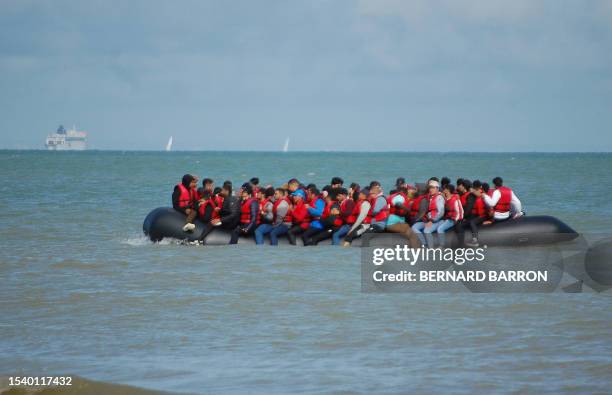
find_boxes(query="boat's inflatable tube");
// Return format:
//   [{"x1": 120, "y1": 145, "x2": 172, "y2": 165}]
[{"x1": 143, "y1": 207, "x2": 579, "y2": 247}]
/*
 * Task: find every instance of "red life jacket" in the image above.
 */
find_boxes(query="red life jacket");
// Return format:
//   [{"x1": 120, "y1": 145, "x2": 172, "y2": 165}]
[
  {"x1": 198, "y1": 198, "x2": 214, "y2": 219},
  {"x1": 341, "y1": 199, "x2": 357, "y2": 224},
  {"x1": 368, "y1": 194, "x2": 389, "y2": 223},
  {"x1": 321, "y1": 200, "x2": 338, "y2": 219},
  {"x1": 459, "y1": 192, "x2": 469, "y2": 208},
  {"x1": 426, "y1": 192, "x2": 442, "y2": 221},
  {"x1": 177, "y1": 183, "x2": 196, "y2": 209},
  {"x1": 471, "y1": 195, "x2": 487, "y2": 218},
  {"x1": 388, "y1": 192, "x2": 409, "y2": 217},
  {"x1": 410, "y1": 194, "x2": 426, "y2": 221},
  {"x1": 272, "y1": 197, "x2": 290, "y2": 223},
  {"x1": 240, "y1": 197, "x2": 260, "y2": 225},
  {"x1": 303, "y1": 197, "x2": 324, "y2": 225},
  {"x1": 259, "y1": 197, "x2": 272, "y2": 222},
  {"x1": 494, "y1": 186, "x2": 512, "y2": 213},
  {"x1": 290, "y1": 201, "x2": 310, "y2": 229},
  {"x1": 444, "y1": 194, "x2": 464, "y2": 221}
]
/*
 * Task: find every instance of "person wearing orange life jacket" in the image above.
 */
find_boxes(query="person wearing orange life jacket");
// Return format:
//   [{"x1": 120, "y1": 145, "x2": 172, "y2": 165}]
[
  {"x1": 366, "y1": 181, "x2": 389, "y2": 232},
  {"x1": 482, "y1": 177, "x2": 523, "y2": 221},
  {"x1": 229, "y1": 184, "x2": 260, "y2": 244},
  {"x1": 411, "y1": 179, "x2": 446, "y2": 247},
  {"x1": 331, "y1": 187, "x2": 355, "y2": 245},
  {"x1": 343, "y1": 187, "x2": 373, "y2": 246},
  {"x1": 172, "y1": 174, "x2": 199, "y2": 232},
  {"x1": 385, "y1": 184, "x2": 421, "y2": 248},
  {"x1": 434, "y1": 184, "x2": 464, "y2": 247},
  {"x1": 455, "y1": 180, "x2": 489, "y2": 247},
  {"x1": 254, "y1": 188, "x2": 291, "y2": 246},
  {"x1": 307, "y1": 188, "x2": 348, "y2": 245}
]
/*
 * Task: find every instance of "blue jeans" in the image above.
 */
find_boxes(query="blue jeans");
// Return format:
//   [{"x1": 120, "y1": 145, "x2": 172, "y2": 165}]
[
  {"x1": 434, "y1": 219, "x2": 455, "y2": 247},
  {"x1": 331, "y1": 224, "x2": 351, "y2": 245},
  {"x1": 255, "y1": 224, "x2": 273, "y2": 245},
  {"x1": 269, "y1": 224, "x2": 289, "y2": 245},
  {"x1": 412, "y1": 221, "x2": 445, "y2": 247}
]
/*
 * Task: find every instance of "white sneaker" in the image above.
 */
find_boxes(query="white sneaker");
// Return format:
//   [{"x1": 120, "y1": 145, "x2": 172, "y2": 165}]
[{"x1": 182, "y1": 223, "x2": 196, "y2": 232}]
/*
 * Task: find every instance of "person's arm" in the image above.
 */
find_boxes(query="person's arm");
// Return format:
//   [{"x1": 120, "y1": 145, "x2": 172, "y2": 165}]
[
  {"x1": 510, "y1": 191, "x2": 523, "y2": 217},
  {"x1": 372, "y1": 196, "x2": 386, "y2": 215},
  {"x1": 453, "y1": 200, "x2": 461, "y2": 222},
  {"x1": 220, "y1": 197, "x2": 240, "y2": 224},
  {"x1": 416, "y1": 197, "x2": 428, "y2": 220},
  {"x1": 172, "y1": 186, "x2": 181, "y2": 210},
  {"x1": 274, "y1": 201, "x2": 289, "y2": 225},
  {"x1": 432, "y1": 195, "x2": 445, "y2": 222},
  {"x1": 307, "y1": 199, "x2": 324, "y2": 217},
  {"x1": 483, "y1": 189, "x2": 500, "y2": 207},
  {"x1": 349, "y1": 201, "x2": 371, "y2": 233},
  {"x1": 463, "y1": 194, "x2": 475, "y2": 216},
  {"x1": 263, "y1": 202, "x2": 274, "y2": 223}
]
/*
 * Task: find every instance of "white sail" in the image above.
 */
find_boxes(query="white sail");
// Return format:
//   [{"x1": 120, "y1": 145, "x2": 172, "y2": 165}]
[
  {"x1": 166, "y1": 136, "x2": 173, "y2": 151},
  {"x1": 283, "y1": 137, "x2": 290, "y2": 152}
]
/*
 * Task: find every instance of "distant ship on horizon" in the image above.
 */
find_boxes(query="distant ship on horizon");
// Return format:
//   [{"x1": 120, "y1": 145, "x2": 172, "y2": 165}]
[{"x1": 45, "y1": 125, "x2": 87, "y2": 150}]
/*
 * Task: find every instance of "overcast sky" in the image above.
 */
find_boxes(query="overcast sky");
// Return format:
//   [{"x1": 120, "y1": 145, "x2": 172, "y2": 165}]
[{"x1": 1, "y1": 0, "x2": 611, "y2": 151}]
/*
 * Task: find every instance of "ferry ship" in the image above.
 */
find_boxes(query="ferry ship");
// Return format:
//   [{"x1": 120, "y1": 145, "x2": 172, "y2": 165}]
[{"x1": 45, "y1": 125, "x2": 87, "y2": 150}]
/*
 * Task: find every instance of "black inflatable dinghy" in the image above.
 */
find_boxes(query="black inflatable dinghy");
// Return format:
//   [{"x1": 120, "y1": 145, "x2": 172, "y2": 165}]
[{"x1": 143, "y1": 207, "x2": 579, "y2": 247}]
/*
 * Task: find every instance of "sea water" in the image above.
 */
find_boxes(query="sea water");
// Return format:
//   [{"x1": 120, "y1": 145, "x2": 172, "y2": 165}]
[{"x1": 1, "y1": 151, "x2": 611, "y2": 394}]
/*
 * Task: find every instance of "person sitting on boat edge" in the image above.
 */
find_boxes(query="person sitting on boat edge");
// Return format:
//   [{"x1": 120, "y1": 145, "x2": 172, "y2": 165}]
[
  {"x1": 480, "y1": 177, "x2": 523, "y2": 221},
  {"x1": 331, "y1": 188, "x2": 354, "y2": 245},
  {"x1": 367, "y1": 181, "x2": 389, "y2": 233},
  {"x1": 343, "y1": 188, "x2": 373, "y2": 246},
  {"x1": 286, "y1": 189, "x2": 309, "y2": 245},
  {"x1": 254, "y1": 188, "x2": 291, "y2": 245},
  {"x1": 436, "y1": 184, "x2": 464, "y2": 247},
  {"x1": 229, "y1": 184, "x2": 260, "y2": 244},
  {"x1": 384, "y1": 183, "x2": 421, "y2": 248},
  {"x1": 301, "y1": 186, "x2": 326, "y2": 245},
  {"x1": 455, "y1": 180, "x2": 488, "y2": 247},
  {"x1": 172, "y1": 174, "x2": 199, "y2": 232},
  {"x1": 411, "y1": 179, "x2": 445, "y2": 247}
]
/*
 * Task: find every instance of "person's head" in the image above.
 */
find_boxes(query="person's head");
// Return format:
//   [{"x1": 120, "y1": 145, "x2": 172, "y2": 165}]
[
  {"x1": 428, "y1": 177, "x2": 439, "y2": 183},
  {"x1": 443, "y1": 184, "x2": 455, "y2": 198},
  {"x1": 369, "y1": 181, "x2": 382, "y2": 196},
  {"x1": 396, "y1": 184, "x2": 408, "y2": 194},
  {"x1": 456, "y1": 178, "x2": 464, "y2": 187},
  {"x1": 221, "y1": 181, "x2": 232, "y2": 197},
  {"x1": 249, "y1": 177, "x2": 259, "y2": 186},
  {"x1": 457, "y1": 179, "x2": 471, "y2": 194},
  {"x1": 291, "y1": 189, "x2": 306, "y2": 203},
  {"x1": 330, "y1": 204, "x2": 340, "y2": 216},
  {"x1": 482, "y1": 182, "x2": 490, "y2": 193},
  {"x1": 395, "y1": 177, "x2": 406, "y2": 188},
  {"x1": 492, "y1": 177, "x2": 503, "y2": 188},
  {"x1": 336, "y1": 188, "x2": 348, "y2": 202},
  {"x1": 427, "y1": 179, "x2": 440, "y2": 195},
  {"x1": 331, "y1": 177, "x2": 344, "y2": 188},
  {"x1": 241, "y1": 184, "x2": 253, "y2": 199},
  {"x1": 213, "y1": 186, "x2": 222, "y2": 196},
  {"x1": 471, "y1": 180, "x2": 482, "y2": 193},
  {"x1": 200, "y1": 189, "x2": 212, "y2": 200},
  {"x1": 441, "y1": 177, "x2": 450, "y2": 188},
  {"x1": 263, "y1": 186, "x2": 275, "y2": 200},
  {"x1": 349, "y1": 182, "x2": 359, "y2": 198},
  {"x1": 182, "y1": 174, "x2": 197, "y2": 189},
  {"x1": 322, "y1": 185, "x2": 331, "y2": 199},
  {"x1": 287, "y1": 178, "x2": 300, "y2": 192},
  {"x1": 358, "y1": 188, "x2": 370, "y2": 201},
  {"x1": 202, "y1": 178, "x2": 214, "y2": 191},
  {"x1": 307, "y1": 186, "x2": 320, "y2": 201},
  {"x1": 274, "y1": 188, "x2": 286, "y2": 201}
]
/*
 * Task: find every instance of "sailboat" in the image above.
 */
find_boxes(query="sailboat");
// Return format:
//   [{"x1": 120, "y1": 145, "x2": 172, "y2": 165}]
[
  {"x1": 165, "y1": 136, "x2": 173, "y2": 151},
  {"x1": 283, "y1": 137, "x2": 290, "y2": 153}
]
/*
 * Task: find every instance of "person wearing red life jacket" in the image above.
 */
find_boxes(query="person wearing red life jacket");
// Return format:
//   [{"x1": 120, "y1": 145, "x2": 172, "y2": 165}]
[
  {"x1": 367, "y1": 181, "x2": 389, "y2": 232},
  {"x1": 331, "y1": 188, "x2": 355, "y2": 245},
  {"x1": 456, "y1": 179, "x2": 471, "y2": 208},
  {"x1": 482, "y1": 177, "x2": 523, "y2": 221},
  {"x1": 411, "y1": 179, "x2": 446, "y2": 247},
  {"x1": 302, "y1": 188, "x2": 335, "y2": 246},
  {"x1": 286, "y1": 189, "x2": 310, "y2": 245},
  {"x1": 229, "y1": 184, "x2": 260, "y2": 244},
  {"x1": 171, "y1": 174, "x2": 199, "y2": 232},
  {"x1": 196, "y1": 178, "x2": 214, "y2": 201},
  {"x1": 305, "y1": 188, "x2": 348, "y2": 246},
  {"x1": 342, "y1": 188, "x2": 374, "y2": 246},
  {"x1": 434, "y1": 184, "x2": 464, "y2": 247},
  {"x1": 249, "y1": 177, "x2": 261, "y2": 197},
  {"x1": 384, "y1": 184, "x2": 421, "y2": 248},
  {"x1": 254, "y1": 188, "x2": 291, "y2": 246},
  {"x1": 455, "y1": 180, "x2": 489, "y2": 247},
  {"x1": 197, "y1": 189, "x2": 216, "y2": 223},
  {"x1": 258, "y1": 186, "x2": 275, "y2": 224}
]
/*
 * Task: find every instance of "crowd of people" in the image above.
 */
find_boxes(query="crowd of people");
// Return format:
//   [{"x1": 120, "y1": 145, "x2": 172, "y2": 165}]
[{"x1": 172, "y1": 175, "x2": 523, "y2": 247}]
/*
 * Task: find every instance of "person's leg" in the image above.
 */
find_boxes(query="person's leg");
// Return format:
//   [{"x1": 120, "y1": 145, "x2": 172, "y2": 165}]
[
  {"x1": 254, "y1": 224, "x2": 273, "y2": 245},
  {"x1": 344, "y1": 224, "x2": 371, "y2": 244},
  {"x1": 311, "y1": 228, "x2": 334, "y2": 245},
  {"x1": 302, "y1": 227, "x2": 321, "y2": 246},
  {"x1": 466, "y1": 217, "x2": 486, "y2": 246},
  {"x1": 198, "y1": 223, "x2": 215, "y2": 243},
  {"x1": 287, "y1": 225, "x2": 303, "y2": 245},
  {"x1": 269, "y1": 224, "x2": 289, "y2": 246},
  {"x1": 332, "y1": 224, "x2": 350, "y2": 245},
  {"x1": 436, "y1": 219, "x2": 455, "y2": 247},
  {"x1": 229, "y1": 226, "x2": 241, "y2": 244},
  {"x1": 424, "y1": 221, "x2": 442, "y2": 247},
  {"x1": 411, "y1": 222, "x2": 427, "y2": 246}
]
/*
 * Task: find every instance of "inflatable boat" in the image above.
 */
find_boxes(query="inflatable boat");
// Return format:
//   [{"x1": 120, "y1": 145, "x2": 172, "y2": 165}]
[{"x1": 143, "y1": 207, "x2": 579, "y2": 247}]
